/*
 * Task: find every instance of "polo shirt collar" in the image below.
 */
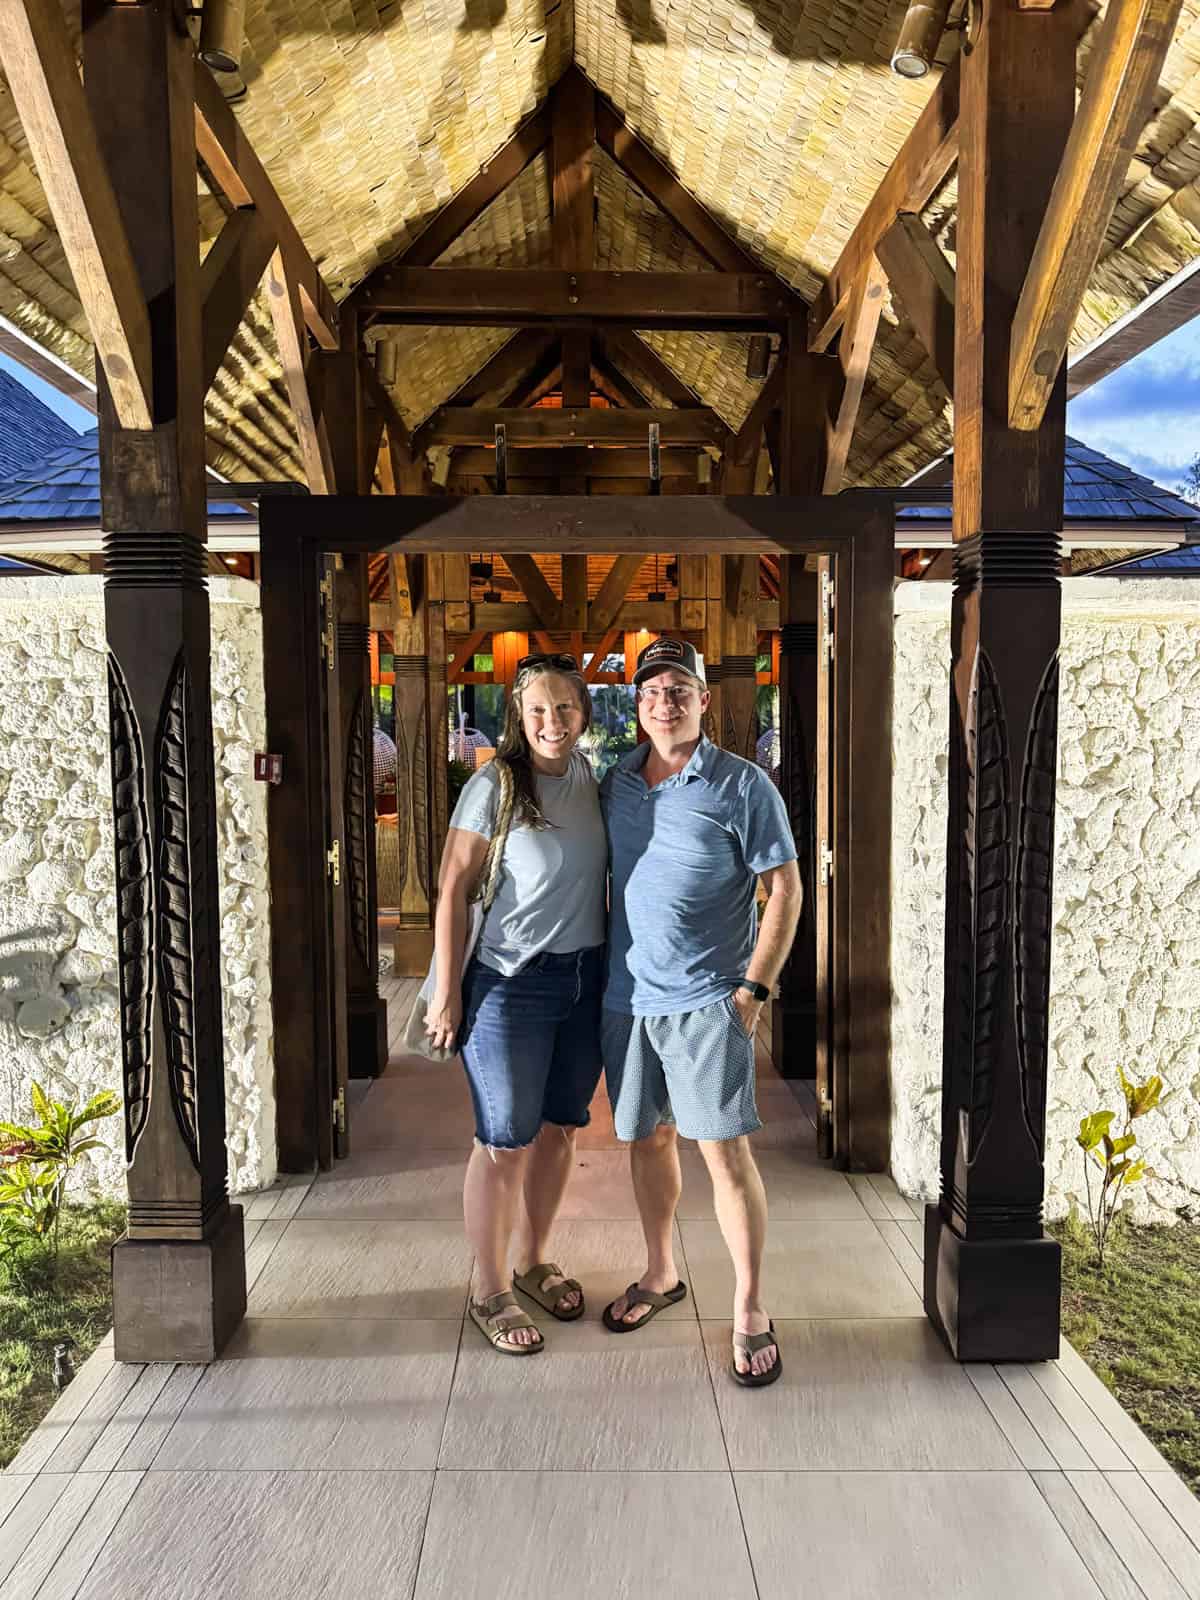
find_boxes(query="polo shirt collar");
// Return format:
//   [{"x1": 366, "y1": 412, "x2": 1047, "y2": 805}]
[{"x1": 620, "y1": 735, "x2": 716, "y2": 788}]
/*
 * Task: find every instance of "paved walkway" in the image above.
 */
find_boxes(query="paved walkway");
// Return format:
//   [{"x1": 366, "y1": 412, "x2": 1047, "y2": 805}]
[{"x1": 3, "y1": 977, "x2": 1199, "y2": 1598}]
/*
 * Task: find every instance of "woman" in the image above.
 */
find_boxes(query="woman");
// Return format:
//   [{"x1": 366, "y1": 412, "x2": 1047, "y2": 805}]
[{"x1": 426, "y1": 653, "x2": 607, "y2": 1355}]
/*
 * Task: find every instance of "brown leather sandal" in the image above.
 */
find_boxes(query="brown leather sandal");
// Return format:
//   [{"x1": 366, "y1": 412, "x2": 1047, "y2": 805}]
[
  {"x1": 602, "y1": 1280, "x2": 688, "y2": 1332},
  {"x1": 731, "y1": 1321, "x2": 782, "y2": 1387},
  {"x1": 468, "y1": 1289, "x2": 544, "y2": 1355},
  {"x1": 513, "y1": 1262, "x2": 586, "y2": 1322}
]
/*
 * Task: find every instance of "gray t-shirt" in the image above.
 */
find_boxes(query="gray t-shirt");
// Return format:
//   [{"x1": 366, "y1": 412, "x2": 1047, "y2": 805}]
[{"x1": 448, "y1": 752, "x2": 607, "y2": 974}]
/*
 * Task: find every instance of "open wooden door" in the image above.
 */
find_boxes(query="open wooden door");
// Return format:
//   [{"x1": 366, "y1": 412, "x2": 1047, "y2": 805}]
[
  {"x1": 319, "y1": 551, "x2": 352, "y2": 1159},
  {"x1": 813, "y1": 555, "x2": 837, "y2": 1159}
]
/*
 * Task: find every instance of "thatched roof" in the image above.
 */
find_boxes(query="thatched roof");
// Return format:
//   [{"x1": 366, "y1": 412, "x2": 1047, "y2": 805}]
[{"x1": 3, "y1": 1, "x2": 1200, "y2": 486}]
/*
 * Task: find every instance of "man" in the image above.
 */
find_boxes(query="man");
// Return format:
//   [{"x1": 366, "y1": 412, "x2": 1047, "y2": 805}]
[{"x1": 600, "y1": 636, "x2": 802, "y2": 1386}]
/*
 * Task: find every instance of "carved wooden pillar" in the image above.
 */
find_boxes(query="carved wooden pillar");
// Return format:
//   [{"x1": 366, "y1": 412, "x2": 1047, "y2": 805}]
[
  {"x1": 702, "y1": 555, "x2": 723, "y2": 743},
  {"x1": 87, "y1": 0, "x2": 244, "y2": 1361},
  {"x1": 773, "y1": 557, "x2": 819, "y2": 1080},
  {"x1": 924, "y1": 0, "x2": 1075, "y2": 1362},
  {"x1": 392, "y1": 556, "x2": 437, "y2": 976},
  {"x1": 721, "y1": 555, "x2": 758, "y2": 759},
  {"x1": 337, "y1": 557, "x2": 386, "y2": 1075}
]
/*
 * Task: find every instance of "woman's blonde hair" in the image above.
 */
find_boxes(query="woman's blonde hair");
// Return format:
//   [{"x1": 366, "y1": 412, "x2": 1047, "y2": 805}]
[{"x1": 496, "y1": 661, "x2": 592, "y2": 829}]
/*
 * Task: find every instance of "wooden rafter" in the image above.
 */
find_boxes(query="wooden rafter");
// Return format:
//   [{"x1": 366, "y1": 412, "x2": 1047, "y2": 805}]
[
  {"x1": 426, "y1": 407, "x2": 726, "y2": 447},
  {"x1": 1008, "y1": 0, "x2": 1183, "y2": 431},
  {"x1": 447, "y1": 630, "x2": 487, "y2": 684},
  {"x1": 602, "y1": 330, "x2": 706, "y2": 407},
  {"x1": 359, "y1": 268, "x2": 799, "y2": 329},
  {"x1": 823, "y1": 259, "x2": 887, "y2": 494},
  {"x1": 718, "y1": 355, "x2": 787, "y2": 493},
  {"x1": 875, "y1": 214, "x2": 956, "y2": 394},
  {"x1": 590, "y1": 553, "x2": 646, "y2": 631},
  {"x1": 583, "y1": 627, "x2": 622, "y2": 680},
  {"x1": 504, "y1": 351, "x2": 564, "y2": 410},
  {"x1": 591, "y1": 353, "x2": 649, "y2": 410},
  {"x1": 809, "y1": 53, "x2": 960, "y2": 352},
  {"x1": 505, "y1": 554, "x2": 562, "y2": 628},
  {"x1": 265, "y1": 247, "x2": 331, "y2": 493},
  {"x1": 194, "y1": 66, "x2": 338, "y2": 352},
  {"x1": 0, "y1": 0, "x2": 153, "y2": 428},
  {"x1": 200, "y1": 207, "x2": 275, "y2": 391},
  {"x1": 447, "y1": 446, "x2": 697, "y2": 478}
]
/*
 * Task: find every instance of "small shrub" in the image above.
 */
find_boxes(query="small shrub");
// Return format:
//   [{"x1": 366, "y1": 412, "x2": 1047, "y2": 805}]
[
  {"x1": 1075, "y1": 1067, "x2": 1163, "y2": 1271},
  {"x1": 0, "y1": 1085, "x2": 120, "y2": 1271}
]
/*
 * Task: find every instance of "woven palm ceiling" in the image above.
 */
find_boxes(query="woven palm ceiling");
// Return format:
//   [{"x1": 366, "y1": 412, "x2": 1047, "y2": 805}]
[{"x1": 2, "y1": 0, "x2": 1200, "y2": 487}]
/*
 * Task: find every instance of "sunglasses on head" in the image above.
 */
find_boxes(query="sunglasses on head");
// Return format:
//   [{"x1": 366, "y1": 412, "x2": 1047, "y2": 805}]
[{"x1": 516, "y1": 652, "x2": 578, "y2": 674}]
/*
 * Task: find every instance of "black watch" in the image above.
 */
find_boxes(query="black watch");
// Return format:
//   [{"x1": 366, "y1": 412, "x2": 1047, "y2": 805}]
[{"x1": 736, "y1": 979, "x2": 770, "y2": 1003}]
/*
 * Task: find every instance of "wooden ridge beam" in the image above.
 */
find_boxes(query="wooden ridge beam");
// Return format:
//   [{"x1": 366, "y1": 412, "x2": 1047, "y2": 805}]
[
  {"x1": 876, "y1": 214, "x2": 956, "y2": 394},
  {"x1": 448, "y1": 445, "x2": 698, "y2": 477},
  {"x1": 194, "y1": 63, "x2": 338, "y2": 350},
  {"x1": 604, "y1": 329, "x2": 706, "y2": 408},
  {"x1": 823, "y1": 259, "x2": 887, "y2": 494},
  {"x1": 590, "y1": 553, "x2": 646, "y2": 631},
  {"x1": 0, "y1": 0, "x2": 153, "y2": 428},
  {"x1": 594, "y1": 81, "x2": 766, "y2": 275},
  {"x1": 426, "y1": 407, "x2": 727, "y2": 448},
  {"x1": 200, "y1": 208, "x2": 276, "y2": 392},
  {"x1": 809, "y1": 53, "x2": 960, "y2": 353},
  {"x1": 504, "y1": 554, "x2": 563, "y2": 628},
  {"x1": 360, "y1": 269, "x2": 799, "y2": 329},
  {"x1": 1008, "y1": 0, "x2": 1182, "y2": 431}
]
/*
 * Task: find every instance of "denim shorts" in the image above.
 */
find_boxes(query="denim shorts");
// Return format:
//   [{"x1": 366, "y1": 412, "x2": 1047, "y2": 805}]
[
  {"x1": 459, "y1": 945, "x2": 604, "y2": 1149},
  {"x1": 601, "y1": 995, "x2": 761, "y2": 1143}
]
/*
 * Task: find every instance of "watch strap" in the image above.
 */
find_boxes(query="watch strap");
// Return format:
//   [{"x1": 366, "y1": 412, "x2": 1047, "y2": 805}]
[{"x1": 736, "y1": 979, "x2": 770, "y2": 1003}]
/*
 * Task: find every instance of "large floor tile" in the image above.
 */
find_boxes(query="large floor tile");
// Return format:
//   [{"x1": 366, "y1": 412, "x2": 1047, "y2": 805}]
[
  {"x1": 676, "y1": 1146, "x2": 868, "y2": 1221},
  {"x1": 298, "y1": 1148, "x2": 467, "y2": 1221},
  {"x1": 554, "y1": 1149, "x2": 639, "y2": 1218},
  {"x1": 73, "y1": 1471, "x2": 432, "y2": 1600},
  {"x1": 478, "y1": 1219, "x2": 693, "y2": 1322},
  {"x1": 248, "y1": 1220, "x2": 472, "y2": 1319},
  {"x1": 679, "y1": 1218, "x2": 922, "y2": 1318},
  {"x1": 151, "y1": 1319, "x2": 461, "y2": 1472},
  {"x1": 351, "y1": 1075, "x2": 475, "y2": 1151},
  {"x1": 415, "y1": 1471, "x2": 756, "y2": 1599},
  {"x1": 440, "y1": 1318, "x2": 725, "y2": 1471},
  {"x1": 737, "y1": 1471, "x2": 1102, "y2": 1599},
  {"x1": 705, "y1": 1319, "x2": 1022, "y2": 1470}
]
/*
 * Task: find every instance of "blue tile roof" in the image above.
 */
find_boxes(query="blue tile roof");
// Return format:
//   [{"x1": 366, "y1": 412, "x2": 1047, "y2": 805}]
[
  {"x1": 0, "y1": 366, "x2": 79, "y2": 481},
  {"x1": 899, "y1": 436, "x2": 1200, "y2": 530},
  {"x1": 0, "y1": 430, "x2": 249, "y2": 520},
  {"x1": 1104, "y1": 545, "x2": 1200, "y2": 575}
]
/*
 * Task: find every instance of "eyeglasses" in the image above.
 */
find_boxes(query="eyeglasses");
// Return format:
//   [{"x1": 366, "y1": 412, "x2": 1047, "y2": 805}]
[
  {"x1": 637, "y1": 684, "x2": 697, "y2": 705},
  {"x1": 516, "y1": 652, "x2": 578, "y2": 674}
]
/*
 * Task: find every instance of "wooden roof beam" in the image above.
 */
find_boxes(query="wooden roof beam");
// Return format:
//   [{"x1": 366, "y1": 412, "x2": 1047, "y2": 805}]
[
  {"x1": 591, "y1": 353, "x2": 650, "y2": 409},
  {"x1": 809, "y1": 53, "x2": 960, "y2": 353},
  {"x1": 604, "y1": 330, "x2": 706, "y2": 408},
  {"x1": 448, "y1": 446, "x2": 699, "y2": 476},
  {"x1": 505, "y1": 554, "x2": 562, "y2": 628},
  {"x1": 823, "y1": 260, "x2": 887, "y2": 493},
  {"x1": 0, "y1": 0, "x2": 153, "y2": 428},
  {"x1": 265, "y1": 247, "x2": 332, "y2": 493},
  {"x1": 200, "y1": 207, "x2": 275, "y2": 392},
  {"x1": 360, "y1": 269, "x2": 799, "y2": 329},
  {"x1": 1008, "y1": 0, "x2": 1183, "y2": 431},
  {"x1": 718, "y1": 353, "x2": 787, "y2": 492},
  {"x1": 876, "y1": 214, "x2": 956, "y2": 394},
  {"x1": 194, "y1": 64, "x2": 339, "y2": 350},
  {"x1": 590, "y1": 553, "x2": 647, "y2": 631},
  {"x1": 425, "y1": 406, "x2": 727, "y2": 447}
]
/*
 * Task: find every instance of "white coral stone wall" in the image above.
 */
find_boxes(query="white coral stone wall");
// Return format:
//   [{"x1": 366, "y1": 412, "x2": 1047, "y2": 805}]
[
  {"x1": 0, "y1": 576, "x2": 275, "y2": 1198},
  {"x1": 893, "y1": 579, "x2": 1200, "y2": 1222}
]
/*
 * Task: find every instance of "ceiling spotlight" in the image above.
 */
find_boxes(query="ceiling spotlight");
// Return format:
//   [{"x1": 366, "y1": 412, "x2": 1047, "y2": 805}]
[
  {"x1": 199, "y1": 0, "x2": 247, "y2": 73},
  {"x1": 482, "y1": 589, "x2": 502, "y2": 604},
  {"x1": 891, "y1": 0, "x2": 951, "y2": 78}
]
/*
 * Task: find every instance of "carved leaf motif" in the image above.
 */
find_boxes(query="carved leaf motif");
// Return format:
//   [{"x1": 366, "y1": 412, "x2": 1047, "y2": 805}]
[
  {"x1": 393, "y1": 713, "x2": 410, "y2": 899},
  {"x1": 412, "y1": 702, "x2": 430, "y2": 898},
  {"x1": 156, "y1": 653, "x2": 202, "y2": 1171},
  {"x1": 965, "y1": 648, "x2": 1011, "y2": 1158},
  {"x1": 108, "y1": 654, "x2": 154, "y2": 1163},
  {"x1": 1015, "y1": 654, "x2": 1059, "y2": 1156},
  {"x1": 344, "y1": 692, "x2": 370, "y2": 965}
]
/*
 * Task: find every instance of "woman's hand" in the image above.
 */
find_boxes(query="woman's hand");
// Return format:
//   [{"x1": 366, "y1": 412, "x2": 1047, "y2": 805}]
[{"x1": 424, "y1": 990, "x2": 462, "y2": 1054}]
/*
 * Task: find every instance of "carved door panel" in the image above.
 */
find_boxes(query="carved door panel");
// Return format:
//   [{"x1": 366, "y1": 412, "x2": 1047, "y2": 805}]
[
  {"x1": 813, "y1": 555, "x2": 837, "y2": 1160},
  {"x1": 319, "y1": 552, "x2": 352, "y2": 1160}
]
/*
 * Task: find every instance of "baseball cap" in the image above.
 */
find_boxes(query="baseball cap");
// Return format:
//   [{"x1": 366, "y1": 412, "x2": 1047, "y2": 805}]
[{"x1": 632, "y1": 636, "x2": 707, "y2": 688}]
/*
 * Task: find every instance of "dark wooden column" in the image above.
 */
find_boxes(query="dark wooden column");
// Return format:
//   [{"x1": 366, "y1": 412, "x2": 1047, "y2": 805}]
[
  {"x1": 721, "y1": 554, "x2": 759, "y2": 759},
  {"x1": 772, "y1": 556, "x2": 818, "y2": 1080},
  {"x1": 924, "y1": 0, "x2": 1076, "y2": 1362},
  {"x1": 87, "y1": 0, "x2": 244, "y2": 1361},
  {"x1": 392, "y1": 556, "x2": 439, "y2": 976}
]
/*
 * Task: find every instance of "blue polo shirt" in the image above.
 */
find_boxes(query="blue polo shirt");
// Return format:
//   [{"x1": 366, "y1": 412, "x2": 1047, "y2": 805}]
[{"x1": 600, "y1": 736, "x2": 797, "y2": 1016}]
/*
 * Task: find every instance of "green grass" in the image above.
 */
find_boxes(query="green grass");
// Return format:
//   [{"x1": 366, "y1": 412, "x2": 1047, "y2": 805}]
[
  {"x1": 0, "y1": 1200, "x2": 127, "y2": 1469},
  {"x1": 1049, "y1": 1209, "x2": 1200, "y2": 1494}
]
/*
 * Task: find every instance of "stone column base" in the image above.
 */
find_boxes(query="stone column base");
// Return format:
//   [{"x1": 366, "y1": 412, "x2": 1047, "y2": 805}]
[
  {"x1": 112, "y1": 1204, "x2": 246, "y2": 1364},
  {"x1": 349, "y1": 995, "x2": 388, "y2": 1078},
  {"x1": 923, "y1": 1204, "x2": 1061, "y2": 1363}
]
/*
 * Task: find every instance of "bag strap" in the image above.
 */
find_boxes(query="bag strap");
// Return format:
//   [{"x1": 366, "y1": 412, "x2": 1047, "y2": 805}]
[{"x1": 472, "y1": 759, "x2": 515, "y2": 912}]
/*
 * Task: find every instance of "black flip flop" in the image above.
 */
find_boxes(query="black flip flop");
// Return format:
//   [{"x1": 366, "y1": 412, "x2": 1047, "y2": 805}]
[
  {"x1": 602, "y1": 1280, "x2": 688, "y2": 1332},
  {"x1": 731, "y1": 1320, "x2": 782, "y2": 1387}
]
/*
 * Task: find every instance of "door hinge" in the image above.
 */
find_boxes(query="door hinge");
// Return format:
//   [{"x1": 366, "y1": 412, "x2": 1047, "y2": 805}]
[
  {"x1": 333, "y1": 1085, "x2": 345, "y2": 1134},
  {"x1": 327, "y1": 839, "x2": 341, "y2": 885},
  {"x1": 818, "y1": 840, "x2": 834, "y2": 886}
]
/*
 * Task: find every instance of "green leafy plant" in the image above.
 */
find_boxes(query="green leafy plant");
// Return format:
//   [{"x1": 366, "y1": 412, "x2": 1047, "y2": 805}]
[
  {"x1": 1076, "y1": 1067, "x2": 1164, "y2": 1270},
  {"x1": 446, "y1": 757, "x2": 474, "y2": 809},
  {"x1": 0, "y1": 1084, "x2": 120, "y2": 1268}
]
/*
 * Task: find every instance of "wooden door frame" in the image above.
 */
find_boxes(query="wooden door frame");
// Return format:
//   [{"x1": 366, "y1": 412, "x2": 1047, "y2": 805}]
[{"x1": 260, "y1": 492, "x2": 894, "y2": 1173}]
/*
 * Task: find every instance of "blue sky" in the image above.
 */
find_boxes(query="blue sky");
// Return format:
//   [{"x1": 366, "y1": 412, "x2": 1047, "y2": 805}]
[
  {"x1": 1, "y1": 315, "x2": 1199, "y2": 494},
  {"x1": 1067, "y1": 318, "x2": 1200, "y2": 496}
]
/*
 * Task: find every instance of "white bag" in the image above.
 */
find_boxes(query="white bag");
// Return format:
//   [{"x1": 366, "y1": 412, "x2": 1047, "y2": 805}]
[{"x1": 400, "y1": 759, "x2": 514, "y2": 1061}]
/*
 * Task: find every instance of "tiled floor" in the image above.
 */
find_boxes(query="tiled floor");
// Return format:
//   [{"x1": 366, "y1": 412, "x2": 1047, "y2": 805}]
[{"x1": 4, "y1": 979, "x2": 1199, "y2": 1598}]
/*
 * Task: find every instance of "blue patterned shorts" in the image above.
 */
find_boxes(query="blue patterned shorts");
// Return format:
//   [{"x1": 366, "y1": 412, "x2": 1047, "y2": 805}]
[{"x1": 600, "y1": 996, "x2": 761, "y2": 1143}]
